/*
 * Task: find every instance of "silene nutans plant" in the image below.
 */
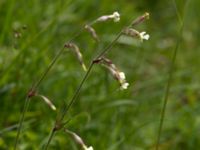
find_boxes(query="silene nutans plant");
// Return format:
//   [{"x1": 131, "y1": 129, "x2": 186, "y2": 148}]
[{"x1": 14, "y1": 11, "x2": 150, "y2": 149}]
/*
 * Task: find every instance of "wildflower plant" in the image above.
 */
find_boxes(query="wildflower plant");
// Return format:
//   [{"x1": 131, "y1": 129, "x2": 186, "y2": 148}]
[{"x1": 14, "y1": 11, "x2": 150, "y2": 149}]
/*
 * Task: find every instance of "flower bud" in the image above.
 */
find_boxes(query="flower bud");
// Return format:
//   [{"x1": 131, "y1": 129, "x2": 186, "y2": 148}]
[
  {"x1": 131, "y1": 12, "x2": 149, "y2": 27},
  {"x1": 85, "y1": 25, "x2": 99, "y2": 42},
  {"x1": 65, "y1": 129, "x2": 94, "y2": 150},
  {"x1": 65, "y1": 43, "x2": 87, "y2": 71},
  {"x1": 37, "y1": 95, "x2": 56, "y2": 111}
]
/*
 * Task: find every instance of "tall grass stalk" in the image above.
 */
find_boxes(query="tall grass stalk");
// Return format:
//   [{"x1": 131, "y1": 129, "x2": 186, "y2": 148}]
[
  {"x1": 155, "y1": 0, "x2": 190, "y2": 149},
  {"x1": 0, "y1": 0, "x2": 15, "y2": 43}
]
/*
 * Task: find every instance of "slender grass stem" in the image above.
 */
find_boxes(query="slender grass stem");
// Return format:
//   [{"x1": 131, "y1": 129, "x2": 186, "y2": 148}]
[
  {"x1": 60, "y1": 62, "x2": 94, "y2": 121},
  {"x1": 44, "y1": 128, "x2": 56, "y2": 150},
  {"x1": 155, "y1": 32, "x2": 180, "y2": 150},
  {"x1": 0, "y1": 0, "x2": 15, "y2": 43},
  {"x1": 14, "y1": 96, "x2": 30, "y2": 149},
  {"x1": 155, "y1": 0, "x2": 190, "y2": 149},
  {"x1": 97, "y1": 31, "x2": 123, "y2": 58}
]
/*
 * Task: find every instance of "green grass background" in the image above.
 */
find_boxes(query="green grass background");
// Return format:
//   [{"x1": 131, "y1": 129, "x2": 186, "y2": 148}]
[{"x1": 0, "y1": 0, "x2": 200, "y2": 149}]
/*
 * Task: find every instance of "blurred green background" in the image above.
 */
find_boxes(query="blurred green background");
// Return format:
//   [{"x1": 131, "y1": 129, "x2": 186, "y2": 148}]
[{"x1": 0, "y1": 0, "x2": 200, "y2": 149}]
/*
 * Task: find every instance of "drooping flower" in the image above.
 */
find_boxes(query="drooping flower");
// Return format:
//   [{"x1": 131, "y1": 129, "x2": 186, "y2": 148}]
[
  {"x1": 64, "y1": 43, "x2": 87, "y2": 71},
  {"x1": 123, "y1": 28, "x2": 150, "y2": 42},
  {"x1": 93, "y1": 57, "x2": 129, "y2": 90},
  {"x1": 65, "y1": 129, "x2": 94, "y2": 150},
  {"x1": 84, "y1": 24, "x2": 99, "y2": 42},
  {"x1": 27, "y1": 91, "x2": 57, "y2": 111},
  {"x1": 37, "y1": 95, "x2": 56, "y2": 111},
  {"x1": 96, "y1": 11, "x2": 120, "y2": 23}
]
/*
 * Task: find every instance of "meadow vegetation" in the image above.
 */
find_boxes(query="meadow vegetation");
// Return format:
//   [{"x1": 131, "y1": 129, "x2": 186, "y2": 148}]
[{"x1": 0, "y1": 0, "x2": 200, "y2": 149}]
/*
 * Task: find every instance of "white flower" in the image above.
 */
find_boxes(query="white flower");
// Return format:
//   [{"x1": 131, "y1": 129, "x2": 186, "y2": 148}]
[
  {"x1": 118, "y1": 71, "x2": 129, "y2": 90},
  {"x1": 119, "y1": 72, "x2": 125, "y2": 80},
  {"x1": 118, "y1": 72, "x2": 129, "y2": 90},
  {"x1": 139, "y1": 32, "x2": 150, "y2": 41},
  {"x1": 112, "y1": 11, "x2": 120, "y2": 22},
  {"x1": 96, "y1": 11, "x2": 120, "y2": 22},
  {"x1": 120, "y1": 82, "x2": 129, "y2": 90},
  {"x1": 83, "y1": 146, "x2": 94, "y2": 150}
]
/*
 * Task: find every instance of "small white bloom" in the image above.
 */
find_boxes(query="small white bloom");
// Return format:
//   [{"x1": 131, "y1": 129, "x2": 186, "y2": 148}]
[
  {"x1": 83, "y1": 146, "x2": 94, "y2": 150},
  {"x1": 139, "y1": 32, "x2": 150, "y2": 41},
  {"x1": 120, "y1": 82, "x2": 129, "y2": 90},
  {"x1": 119, "y1": 72, "x2": 126, "y2": 80},
  {"x1": 96, "y1": 11, "x2": 120, "y2": 22},
  {"x1": 112, "y1": 11, "x2": 120, "y2": 22}
]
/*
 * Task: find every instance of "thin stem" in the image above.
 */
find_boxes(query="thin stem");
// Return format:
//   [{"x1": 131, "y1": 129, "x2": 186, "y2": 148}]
[
  {"x1": 60, "y1": 62, "x2": 94, "y2": 121},
  {"x1": 97, "y1": 31, "x2": 123, "y2": 58},
  {"x1": 155, "y1": 31, "x2": 180, "y2": 150},
  {"x1": 0, "y1": 0, "x2": 15, "y2": 43},
  {"x1": 32, "y1": 47, "x2": 65, "y2": 90},
  {"x1": 155, "y1": 0, "x2": 189, "y2": 149},
  {"x1": 44, "y1": 128, "x2": 56, "y2": 150},
  {"x1": 14, "y1": 96, "x2": 30, "y2": 150}
]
